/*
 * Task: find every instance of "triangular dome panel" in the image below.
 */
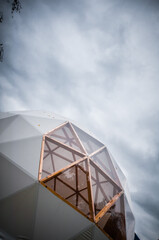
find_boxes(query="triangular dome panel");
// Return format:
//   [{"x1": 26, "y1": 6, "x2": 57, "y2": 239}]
[
  {"x1": 21, "y1": 114, "x2": 66, "y2": 134},
  {"x1": 48, "y1": 122, "x2": 86, "y2": 154},
  {"x1": 0, "y1": 152, "x2": 34, "y2": 200},
  {"x1": 0, "y1": 115, "x2": 41, "y2": 144},
  {"x1": 43, "y1": 159, "x2": 91, "y2": 217},
  {"x1": 16, "y1": 110, "x2": 66, "y2": 120},
  {"x1": 0, "y1": 112, "x2": 17, "y2": 120},
  {"x1": 90, "y1": 147, "x2": 120, "y2": 187},
  {"x1": 124, "y1": 194, "x2": 135, "y2": 240},
  {"x1": 97, "y1": 194, "x2": 126, "y2": 240},
  {"x1": 0, "y1": 183, "x2": 38, "y2": 239},
  {"x1": 89, "y1": 159, "x2": 121, "y2": 216},
  {"x1": 72, "y1": 124, "x2": 104, "y2": 155},
  {"x1": 41, "y1": 136, "x2": 85, "y2": 179},
  {"x1": 0, "y1": 136, "x2": 42, "y2": 179}
]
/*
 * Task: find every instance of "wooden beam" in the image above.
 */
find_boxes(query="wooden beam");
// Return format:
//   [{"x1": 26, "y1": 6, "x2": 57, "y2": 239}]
[
  {"x1": 77, "y1": 164, "x2": 87, "y2": 174},
  {"x1": 42, "y1": 169, "x2": 51, "y2": 175},
  {"x1": 69, "y1": 122, "x2": 87, "y2": 154},
  {"x1": 89, "y1": 159, "x2": 122, "y2": 191},
  {"x1": 45, "y1": 121, "x2": 68, "y2": 135},
  {"x1": 65, "y1": 190, "x2": 89, "y2": 205},
  {"x1": 95, "y1": 191, "x2": 123, "y2": 223},
  {"x1": 40, "y1": 181, "x2": 94, "y2": 222},
  {"x1": 95, "y1": 225, "x2": 113, "y2": 240},
  {"x1": 94, "y1": 167, "x2": 110, "y2": 203},
  {"x1": 50, "y1": 133, "x2": 67, "y2": 141},
  {"x1": 44, "y1": 141, "x2": 62, "y2": 157},
  {"x1": 56, "y1": 176, "x2": 76, "y2": 192},
  {"x1": 41, "y1": 156, "x2": 87, "y2": 183},
  {"x1": 75, "y1": 164, "x2": 78, "y2": 207},
  {"x1": 45, "y1": 136, "x2": 86, "y2": 157},
  {"x1": 89, "y1": 147, "x2": 119, "y2": 190},
  {"x1": 89, "y1": 145, "x2": 106, "y2": 158},
  {"x1": 38, "y1": 135, "x2": 45, "y2": 180},
  {"x1": 86, "y1": 158, "x2": 95, "y2": 221},
  {"x1": 106, "y1": 148, "x2": 122, "y2": 188},
  {"x1": 49, "y1": 150, "x2": 73, "y2": 164},
  {"x1": 71, "y1": 123, "x2": 104, "y2": 148}
]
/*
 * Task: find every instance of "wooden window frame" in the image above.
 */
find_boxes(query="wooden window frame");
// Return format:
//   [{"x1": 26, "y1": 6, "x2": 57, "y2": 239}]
[{"x1": 38, "y1": 122, "x2": 125, "y2": 240}]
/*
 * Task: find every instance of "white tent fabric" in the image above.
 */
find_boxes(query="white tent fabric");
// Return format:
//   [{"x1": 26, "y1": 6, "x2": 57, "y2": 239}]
[
  {"x1": 0, "y1": 112, "x2": 66, "y2": 179},
  {"x1": 0, "y1": 183, "x2": 37, "y2": 238},
  {"x1": 0, "y1": 152, "x2": 34, "y2": 200}
]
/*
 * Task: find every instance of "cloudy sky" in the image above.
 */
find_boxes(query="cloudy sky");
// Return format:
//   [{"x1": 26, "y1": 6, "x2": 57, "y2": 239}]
[{"x1": 0, "y1": 0, "x2": 159, "y2": 239}]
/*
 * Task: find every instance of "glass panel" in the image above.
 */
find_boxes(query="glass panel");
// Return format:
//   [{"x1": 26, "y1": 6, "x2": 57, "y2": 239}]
[
  {"x1": 41, "y1": 137, "x2": 84, "y2": 179},
  {"x1": 111, "y1": 154, "x2": 126, "y2": 188},
  {"x1": 48, "y1": 123, "x2": 85, "y2": 153},
  {"x1": 90, "y1": 160, "x2": 121, "y2": 216},
  {"x1": 91, "y1": 148, "x2": 120, "y2": 186},
  {"x1": 72, "y1": 124, "x2": 104, "y2": 154},
  {"x1": 46, "y1": 178, "x2": 74, "y2": 199},
  {"x1": 44, "y1": 159, "x2": 90, "y2": 217},
  {"x1": 97, "y1": 194, "x2": 126, "y2": 240}
]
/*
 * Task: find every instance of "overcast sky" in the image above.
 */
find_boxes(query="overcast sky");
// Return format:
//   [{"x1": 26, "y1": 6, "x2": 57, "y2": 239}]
[{"x1": 0, "y1": 0, "x2": 159, "y2": 239}]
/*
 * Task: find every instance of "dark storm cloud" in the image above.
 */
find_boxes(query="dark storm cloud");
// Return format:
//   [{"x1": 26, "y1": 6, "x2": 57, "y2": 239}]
[
  {"x1": 1, "y1": 0, "x2": 159, "y2": 239},
  {"x1": 133, "y1": 188, "x2": 159, "y2": 221}
]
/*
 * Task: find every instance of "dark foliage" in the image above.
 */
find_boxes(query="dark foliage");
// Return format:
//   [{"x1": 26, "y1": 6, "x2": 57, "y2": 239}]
[
  {"x1": 0, "y1": 44, "x2": 4, "y2": 62},
  {"x1": 0, "y1": 12, "x2": 3, "y2": 22},
  {"x1": 11, "y1": 0, "x2": 22, "y2": 15}
]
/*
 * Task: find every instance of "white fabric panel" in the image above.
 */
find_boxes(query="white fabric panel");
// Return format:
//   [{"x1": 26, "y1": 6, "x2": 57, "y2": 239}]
[
  {"x1": 0, "y1": 112, "x2": 17, "y2": 120},
  {"x1": 124, "y1": 182, "x2": 134, "y2": 211},
  {"x1": 13, "y1": 110, "x2": 67, "y2": 120},
  {"x1": 21, "y1": 115, "x2": 66, "y2": 134},
  {"x1": 0, "y1": 115, "x2": 41, "y2": 144},
  {"x1": 33, "y1": 184, "x2": 93, "y2": 240},
  {"x1": 0, "y1": 153, "x2": 35, "y2": 200},
  {"x1": 0, "y1": 136, "x2": 42, "y2": 179},
  {"x1": 124, "y1": 195, "x2": 135, "y2": 240},
  {"x1": 0, "y1": 183, "x2": 38, "y2": 239}
]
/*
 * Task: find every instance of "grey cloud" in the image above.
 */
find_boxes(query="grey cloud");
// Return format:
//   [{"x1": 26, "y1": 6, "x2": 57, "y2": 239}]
[{"x1": 133, "y1": 189, "x2": 159, "y2": 221}]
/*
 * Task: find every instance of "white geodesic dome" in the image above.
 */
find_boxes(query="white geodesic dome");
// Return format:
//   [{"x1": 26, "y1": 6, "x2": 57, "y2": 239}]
[{"x1": 0, "y1": 111, "x2": 135, "y2": 240}]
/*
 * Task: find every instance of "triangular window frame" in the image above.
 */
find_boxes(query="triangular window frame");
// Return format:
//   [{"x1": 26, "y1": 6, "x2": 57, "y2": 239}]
[{"x1": 39, "y1": 122, "x2": 124, "y2": 239}]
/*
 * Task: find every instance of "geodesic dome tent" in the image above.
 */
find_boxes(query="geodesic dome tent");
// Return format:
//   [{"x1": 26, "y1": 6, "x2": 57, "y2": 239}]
[{"x1": 0, "y1": 111, "x2": 135, "y2": 240}]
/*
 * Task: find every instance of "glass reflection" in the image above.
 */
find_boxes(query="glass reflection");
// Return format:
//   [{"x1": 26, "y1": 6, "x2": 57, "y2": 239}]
[
  {"x1": 97, "y1": 195, "x2": 126, "y2": 240},
  {"x1": 72, "y1": 124, "x2": 104, "y2": 154},
  {"x1": 41, "y1": 137, "x2": 84, "y2": 179},
  {"x1": 90, "y1": 159, "x2": 121, "y2": 215},
  {"x1": 48, "y1": 123, "x2": 85, "y2": 153},
  {"x1": 45, "y1": 159, "x2": 90, "y2": 217},
  {"x1": 91, "y1": 147, "x2": 120, "y2": 186}
]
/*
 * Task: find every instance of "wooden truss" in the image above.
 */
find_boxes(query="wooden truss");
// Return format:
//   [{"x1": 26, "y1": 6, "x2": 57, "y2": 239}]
[{"x1": 39, "y1": 122, "x2": 126, "y2": 240}]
